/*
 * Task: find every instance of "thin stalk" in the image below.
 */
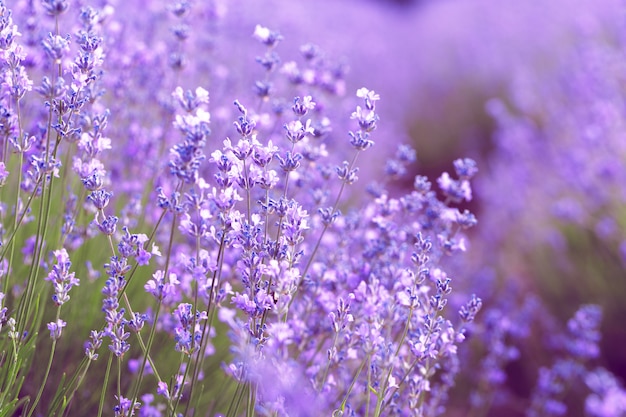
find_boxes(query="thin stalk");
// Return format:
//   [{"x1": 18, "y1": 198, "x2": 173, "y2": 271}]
[
  {"x1": 225, "y1": 381, "x2": 245, "y2": 417},
  {"x1": 59, "y1": 359, "x2": 93, "y2": 417},
  {"x1": 25, "y1": 308, "x2": 62, "y2": 417},
  {"x1": 116, "y1": 356, "x2": 122, "y2": 408},
  {"x1": 97, "y1": 353, "x2": 113, "y2": 417},
  {"x1": 234, "y1": 383, "x2": 248, "y2": 417},
  {"x1": 3, "y1": 93, "x2": 26, "y2": 296},
  {"x1": 0, "y1": 177, "x2": 44, "y2": 262},
  {"x1": 318, "y1": 330, "x2": 341, "y2": 392},
  {"x1": 373, "y1": 306, "x2": 416, "y2": 417},
  {"x1": 287, "y1": 149, "x2": 361, "y2": 313},
  {"x1": 127, "y1": 209, "x2": 179, "y2": 410},
  {"x1": 337, "y1": 354, "x2": 369, "y2": 413},
  {"x1": 246, "y1": 383, "x2": 257, "y2": 417},
  {"x1": 172, "y1": 353, "x2": 193, "y2": 417},
  {"x1": 16, "y1": 154, "x2": 57, "y2": 336},
  {"x1": 3, "y1": 147, "x2": 24, "y2": 297},
  {"x1": 243, "y1": 158, "x2": 251, "y2": 223},
  {"x1": 184, "y1": 231, "x2": 227, "y2": 416},
  {"x1": 127, "y1": 299, "x2": 162, "y2": 413},
  {"x1": 365, "y1": 354, "x2": 373, "y2": 417}
]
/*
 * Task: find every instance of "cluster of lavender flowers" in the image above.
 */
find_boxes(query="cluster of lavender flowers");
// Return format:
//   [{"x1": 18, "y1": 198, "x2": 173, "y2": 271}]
[
  {"x1": 1, "y1": 0, "x2": 625, "y2": 416},
  {"x1": 0, "y1": 1, "x2": 487, "y2": 416}
]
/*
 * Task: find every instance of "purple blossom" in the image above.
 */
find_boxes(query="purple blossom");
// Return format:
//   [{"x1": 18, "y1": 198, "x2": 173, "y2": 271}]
[
  {"x1": 45, "y1": 248, "x2": 79, "y2": 306},
  {"x1": 113, "y1": 395, "x2": 140, "y2": 417},
  {"x1": 253, "y1": 24, "x2": 282, "y2": 47},
  {"x1": 96, "y1": 214, "x2": 118, "y2": 236},
  {"x1": 41, "y1": 0, "x2": 69, "y2": 16},
  {"x1": 173, "y1": 303, "x2": 207, "y2": 355},
  {"x1": 87, "y1": 189, "x2": 112, "y2": 210},
  {"x1": 585, "y1": 368, "x2": 626, "y2": 417},
  {"x1": 566, "y1": 304, "x2": 602, "y2": 360},
  {"x1": 84, "y1": 330, "x2": 103, "y2": 361},
  {"x1": 46, "y1": 319, "x2": 66, "y2": 340},
  {"x1": 0, "y1": 161, "x2": 8, "y2": 185},
  {"x1": 145, "y1": 270, "x2": 180, "y2": 302}
]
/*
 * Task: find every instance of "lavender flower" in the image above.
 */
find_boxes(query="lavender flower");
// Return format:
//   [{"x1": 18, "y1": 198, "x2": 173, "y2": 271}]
[
  {"x1": 527, "y1": 305, "x2": 604, "y2": 417},
  {"x1": 41, "y1": 0, "x2": 69, "y2": 16},
  {"x1": 45, "y1": 248, "x2": 79, "y2": 306},
  {"x1": 173, "y1": 303, "x2": 207, "y2": 355},
  {"x1": 585, "y1": 368, "x2": 626, "y2": 417},
  {"x1": 114, "y1": 395, "x2": 140, "y2": 417},
  {"x1": 46, "y1": 319, "x2": 66, "y2": 340}
]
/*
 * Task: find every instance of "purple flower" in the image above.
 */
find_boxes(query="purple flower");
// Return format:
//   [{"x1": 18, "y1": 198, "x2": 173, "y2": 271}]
[
  {"x1": 41, "y1": 0, "x2": 69, "y2": 16},
  {"x1": 0, "y1": 162, "x2": 8, "y2": 186},
  {"x1": 144, "y1": 270, "x2": 180, "y2": 301},
  {"x1": 585, "y1": 368, "x2": 626, "y2": 417},
  {"x1": 41, "y1": 33, "x2": 70, "y2": 64},
  {"x1": 84, "y1": 330, "x2": 103, "y2": 361},
  {"x1": 253, "y1": 24, "x2": 282, "y2": 47},
  {"x1": 87, "y1": 189, "x2": 112, "y2": 210},
  {"x1": 291, "y1": 95, "x2": 316, "y2": 116},
  {"x1": 106, "y1": 321, "x2": 130, "y2": 358},
  {"x1": 45, "y1": 248, "x2": 79, "y2": 306},
  {"x1": 47, "y1": 319, "x2": 66, "y2": 340},
  {"x1": 459, "y1": 294, "x2": 482, "y2": 323},
  {"x1": 113, "y1": 395, "x2": 140, "y2": 417},
  {"x1": 173, "y1": 303, "x2": 207, "y2": 355},
  {"x1": 96, "y1": 214, "x2": 118, "y2": 235}
]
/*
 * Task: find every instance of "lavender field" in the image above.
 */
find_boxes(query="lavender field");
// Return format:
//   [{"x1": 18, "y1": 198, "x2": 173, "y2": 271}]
[{"x1": 0, "y1": 0, "x2": 625, "y2": 416}]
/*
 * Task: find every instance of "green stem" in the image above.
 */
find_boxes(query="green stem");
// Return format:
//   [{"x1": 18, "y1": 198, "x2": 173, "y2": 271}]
[
  {"x1": 184, "y1": 231, "x2": 227, "y2": 416},
  {"x1": 127, "y1": 299, "x2": 162, "y2": 413},
  {"x1": 246, "y1": 382, "x2": 257, "y2": 417},
  {"x1": 373, "y1": 306, "x2": 415, "y2": 417},
  {"x1": 25, "y1": 309, "x2": 61, "y2": 417},
  {"x1": 337, "y1": 354, "x2": 369, "y2": 413},
  {"x1": 59, "y1": 359, "x2": 93, "y2": 417},
  {"x1": 97, "y1": 352, "x2": 113, "y2": 417},
  {"x1": 319, "y1": 330, "x2": 341, "y2": 392}
]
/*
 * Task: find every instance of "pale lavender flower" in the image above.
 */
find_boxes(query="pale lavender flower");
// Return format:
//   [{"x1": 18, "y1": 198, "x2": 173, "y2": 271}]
[
  {"x1": 41, "y1": 0, "x2": 69, "y2": 16},
  {"x1": 0, "y1": 161, "x2": 8, "y2": 185},
  {"x1": 173, "y1": 303, "x2": 207, "y2": 355},
  {"x1": 45, "y1": 248, "x2": 79, "y2": 306},
  {"x1": 253, "y1": 24, "x2": 282, "y2": 47},
  {"x1": 113, "y1": 395, "x2": 140, "y2": 417},
  {"x1": 47, "y1": 319, "x2": 66, "y2": 340},
  {"x1": 84, "y1": 330, "x2": 103, "y2": 361},
  {"x1": 585, "y1": 368, "x2": 626, "y2": 417},
  {"x1": 144, "y1": 270, "x2": 180, "y2": 302},
  {"x1": 527, "y1": 305, "x2": 603, "y2": 417}
]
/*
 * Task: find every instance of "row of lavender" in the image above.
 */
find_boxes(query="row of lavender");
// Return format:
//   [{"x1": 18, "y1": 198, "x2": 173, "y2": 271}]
[{"x1": 0, "y1": 0, "x2": 624, "y2": 416}]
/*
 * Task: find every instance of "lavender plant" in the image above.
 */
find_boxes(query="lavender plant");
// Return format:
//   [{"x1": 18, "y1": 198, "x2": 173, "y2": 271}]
[
  {"x1": 0, "y1": 0, "x2": 624, "y2": 417},
  {"x1": 0, "y1": 0, "x2": 486, "y2": 416}
]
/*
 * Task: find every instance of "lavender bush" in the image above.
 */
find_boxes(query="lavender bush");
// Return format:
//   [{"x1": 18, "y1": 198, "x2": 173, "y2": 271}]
[
  {"x1": 0, "y1": 0, "x2": 625, "y2": 417},
  {"x1": 0, "y1": 1, "x2": 483, "y2": 416}
]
